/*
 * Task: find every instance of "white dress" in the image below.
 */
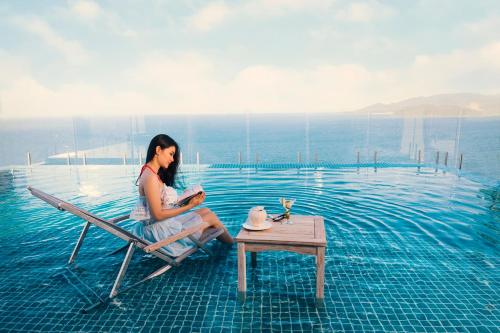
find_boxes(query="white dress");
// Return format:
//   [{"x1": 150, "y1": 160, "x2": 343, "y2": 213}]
[{"x1": 130, "y1": 185, "x2": 204, "y2": 257}]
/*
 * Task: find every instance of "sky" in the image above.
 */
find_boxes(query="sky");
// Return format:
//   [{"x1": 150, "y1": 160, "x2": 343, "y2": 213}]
[{"x1": 0, "y1": 0, "x2": 499, "y2": 118}]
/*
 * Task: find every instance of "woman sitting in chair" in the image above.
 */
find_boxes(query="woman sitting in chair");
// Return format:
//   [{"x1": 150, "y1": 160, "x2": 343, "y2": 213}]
[{"x1": 130, "y1": 134, "x2": 233, "y2": 256}]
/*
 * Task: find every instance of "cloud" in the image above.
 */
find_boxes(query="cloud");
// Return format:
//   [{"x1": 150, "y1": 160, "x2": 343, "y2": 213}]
[
  {"x1": 408, "y1": 42, "x2": 500, "y2": 89},
  {"x1": 66, "y1": 1, "x2": 137, "y2": 38},
  {"x1": 187, "y1": 2, "x2": 232, "y2": 32},
  {"x1": 1, "y1": 52, "x2": 375, "y2": 118},
  {"x1": 123, "y1": 53, "x2": 376, "y2": 112},
  {"x1": 309, "y1": 25, "x2": 399, "y2": 56},
  {"x1": 11, "y1": 16, "x2": 90, "y2": 65},
  {"x1": 479, "y1": 42, "x2": 500, "y2": 70},
  {"x1": 2, "y1": 40, "x2": 500, "y2": 118},
  {"x1": 104, "y1": 13, "x2": 138, "y2": 38},
  {"x1": 335, "y1": 1, "x2": 395, "y2": 22},
  {"x1": 227, "y1": 63, "x2": 374, "y2": 111},
  {"x1": 1, "y1": 76, "x2": 157, "y2": 118},
  {"x1": 0, "y1": 51, "x2": 30, "y2": 88},
  {"x1": 242, "y1": 0, "x2": 334, "y2": 17},
  {"x1": 187, "y1": 0, "x2": 335, "y2": 32},
  {"x1": 186, "y1": 0, "x2": 394, "y2": 32},
  {"x1": 71, "y1": 0, "x2": 101, "y2": 20},
  {"x1": 461, "y1": 15, "x2": 500, "y2": 43}
]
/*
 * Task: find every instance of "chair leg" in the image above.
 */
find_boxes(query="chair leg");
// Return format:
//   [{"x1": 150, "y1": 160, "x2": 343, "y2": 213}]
[
  {"x1": 83, "y1": 255, "x2": 172, "y2": 313},
  {"x1": 110, "y1": 242, "x2": 135, "y2": 298},
  {"x1": 114, "y1": 263, "x2": 173, "y2": 297},
  {"x1": 69, "y1": 222, "x2": 91, "y2": 264}
]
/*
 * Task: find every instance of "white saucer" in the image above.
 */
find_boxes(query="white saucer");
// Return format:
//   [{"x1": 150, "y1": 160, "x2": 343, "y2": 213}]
[{"x1": 242, "y1": 220, "x2": 273, "y2": 231}]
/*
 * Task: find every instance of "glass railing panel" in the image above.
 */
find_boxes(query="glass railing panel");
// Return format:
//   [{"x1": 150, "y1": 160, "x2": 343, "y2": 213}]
[{"x1": 1, "y1": 113, "x2": 498, "y2": 183}]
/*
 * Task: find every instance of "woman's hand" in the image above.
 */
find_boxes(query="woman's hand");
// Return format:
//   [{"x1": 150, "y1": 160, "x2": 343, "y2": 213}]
[{"x1": 188, "y1": 192, "x2": 206, "y2": 207}]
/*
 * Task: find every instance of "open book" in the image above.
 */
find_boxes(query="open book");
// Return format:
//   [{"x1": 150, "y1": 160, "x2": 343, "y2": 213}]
[{"x1": 176, "y1": 184, "x2": 204, "y2": 207}]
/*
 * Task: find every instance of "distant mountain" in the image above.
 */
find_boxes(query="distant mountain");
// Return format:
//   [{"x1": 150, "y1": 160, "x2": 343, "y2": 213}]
[{"x1": 353, "y1": 93, "x2": 500, "y2": 117}]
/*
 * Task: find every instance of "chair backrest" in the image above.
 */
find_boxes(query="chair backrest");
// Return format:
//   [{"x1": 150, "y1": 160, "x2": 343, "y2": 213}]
[{"x1": 27, "y1": 186, "x2": 150, "y2": 247}]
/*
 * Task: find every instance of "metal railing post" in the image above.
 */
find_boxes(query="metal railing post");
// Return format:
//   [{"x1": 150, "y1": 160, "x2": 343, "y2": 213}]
[
  {"x1": 122, "y1": 153, "x2": 127, "y2": 165},
  {"x1": 83, "y1": 153, "x2": 87, "y2": 166},
  {"x1": 434, "y1": 151, "x2": 439, "y2": 172},
  {"x1": 374, "y1": 151, "x2": 377, "y2": 165},
  {"x1": 67, "y1": 152, "x2": 71, "y2": 166},
  {"x1": 27, "y1": 152, "x2": 32, "y2": 167},
  {"x1": 357, "y1": 151, "x2": 360, "y2": 164},
  {"x1": 444, "y1": 152, "x2": 448, "y2": 167},
  {"x1": 297, "y1": 151, "x2": 301, "y2": 164},
  {"x1": 417, "y1": 150, "x2": 421, "y2": 164},
  {"x1": 458, "y1": 153, "x2": 463, "y2": 170},
  {"x1": 139, "y1": 152, "x2": 143, "y2": 166}
]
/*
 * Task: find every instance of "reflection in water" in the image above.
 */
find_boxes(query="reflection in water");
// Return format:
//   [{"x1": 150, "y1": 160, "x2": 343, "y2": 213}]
[
  {"x1": 0, "y1": 169, "x2": 15, "y2": 194},
  {"x1": 78, "y1": 182, "x2": 102, "y2": 198},
  {"x1": 479, "y1": 184, "x2": 500, "y2": 211}
]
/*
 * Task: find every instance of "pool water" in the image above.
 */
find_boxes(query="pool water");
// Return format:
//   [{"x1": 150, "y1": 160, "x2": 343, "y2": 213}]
[{"x1": 0, "y1": 165, "x2": 498, "y2": 332}]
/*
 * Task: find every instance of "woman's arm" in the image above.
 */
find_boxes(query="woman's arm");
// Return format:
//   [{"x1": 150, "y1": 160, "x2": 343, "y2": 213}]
[{"x1": 143, "y1": 175, "x2": 205, "y2": 221}]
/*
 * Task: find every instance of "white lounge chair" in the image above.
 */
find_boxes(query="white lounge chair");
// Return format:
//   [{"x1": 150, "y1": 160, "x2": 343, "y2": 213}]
[{"x1": 28, "y1": 186, "x2": 224, "y2": 310}]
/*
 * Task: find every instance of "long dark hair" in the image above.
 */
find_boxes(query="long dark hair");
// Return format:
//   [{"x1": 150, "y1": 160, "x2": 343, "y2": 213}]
[{"x1": 143, "y1": 134, "x2": 180, "y2": 187}]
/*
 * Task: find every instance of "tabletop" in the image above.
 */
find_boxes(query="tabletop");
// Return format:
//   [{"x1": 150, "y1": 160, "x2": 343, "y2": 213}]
[{"x1": 235, "y1": 215, "x2": 326, "y2": 247}]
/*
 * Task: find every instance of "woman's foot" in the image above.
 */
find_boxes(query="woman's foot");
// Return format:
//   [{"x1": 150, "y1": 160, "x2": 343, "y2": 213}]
[{"x1": 196, "y1": 207, "x2": 234, "y2": 244}]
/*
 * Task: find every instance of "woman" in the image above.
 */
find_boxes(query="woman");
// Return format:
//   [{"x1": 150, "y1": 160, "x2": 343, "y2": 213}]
[{"x1": 130, "y1": 134, "x2": 233, "y2": 256}]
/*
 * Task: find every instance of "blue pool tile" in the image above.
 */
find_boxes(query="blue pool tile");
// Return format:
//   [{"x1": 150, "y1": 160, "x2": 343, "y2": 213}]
[{"x1": 1, "y1": 166, "x2": 499, "y2": 332}]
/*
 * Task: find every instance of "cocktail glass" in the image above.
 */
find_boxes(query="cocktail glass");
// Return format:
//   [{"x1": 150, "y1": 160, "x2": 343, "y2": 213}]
[{"x1": 280, "y1": 198, "x2": 296, "y2": 224}]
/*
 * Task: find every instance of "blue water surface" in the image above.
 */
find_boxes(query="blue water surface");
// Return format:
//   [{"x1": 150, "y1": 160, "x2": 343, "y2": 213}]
[{"x1": 0, "y1": 165, "x2": 498, "y2": 332}]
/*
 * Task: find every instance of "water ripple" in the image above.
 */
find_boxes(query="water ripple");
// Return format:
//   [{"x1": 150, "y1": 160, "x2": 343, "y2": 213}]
[{"x1": 1, "y1": 165, "x2": 498, "y2": 266}]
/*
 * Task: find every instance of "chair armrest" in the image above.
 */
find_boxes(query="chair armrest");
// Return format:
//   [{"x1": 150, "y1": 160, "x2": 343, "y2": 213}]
[
  {"x1": 109, "y1": 214, "x2": 130, "y2": 224},
  {"x1": 143, "y1": 222, "x2": 210, "y2": 253}
]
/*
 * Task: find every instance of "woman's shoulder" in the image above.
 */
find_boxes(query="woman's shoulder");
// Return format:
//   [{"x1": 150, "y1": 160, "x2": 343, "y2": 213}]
[
  {"x1": 140, "y1": 170, "x2": 160, "y2": 183},
  {"x1": 138, "y1": 171, "x2": 163, "y2": 193}
]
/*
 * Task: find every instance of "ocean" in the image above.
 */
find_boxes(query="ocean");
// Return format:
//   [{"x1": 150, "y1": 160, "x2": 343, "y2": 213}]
[{"x1": 0, "y1": 114, "x2": 499, "y2": 181}]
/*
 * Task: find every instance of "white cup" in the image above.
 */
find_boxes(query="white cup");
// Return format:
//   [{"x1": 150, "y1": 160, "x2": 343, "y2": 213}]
[{"x1": 248, "y1": 206, "x2": 267, "y2": 227}]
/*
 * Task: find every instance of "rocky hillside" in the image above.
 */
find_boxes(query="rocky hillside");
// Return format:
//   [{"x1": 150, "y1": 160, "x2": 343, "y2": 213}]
[{"x1": 354, "y1": 93, "x2": 500, "y2": 117}]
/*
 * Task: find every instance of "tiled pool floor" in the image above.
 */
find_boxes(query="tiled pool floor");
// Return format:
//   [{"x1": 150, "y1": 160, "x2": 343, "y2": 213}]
[
  {"x1": 1, "y1": 228, "x2": 498, "y2": 332},
  {"x1": 0, "y1": 166, "x2": 498, "y2": 332}
]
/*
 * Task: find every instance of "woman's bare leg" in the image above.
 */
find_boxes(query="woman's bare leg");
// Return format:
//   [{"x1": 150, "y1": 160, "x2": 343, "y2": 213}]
[{"x1": 196, "y1": 208, "x2": 234, "y2": 244}]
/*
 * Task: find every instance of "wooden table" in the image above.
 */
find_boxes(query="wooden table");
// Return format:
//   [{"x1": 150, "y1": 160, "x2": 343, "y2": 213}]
[{"x1": 235, "y1": 215, "x2": 326, "y2": 299}]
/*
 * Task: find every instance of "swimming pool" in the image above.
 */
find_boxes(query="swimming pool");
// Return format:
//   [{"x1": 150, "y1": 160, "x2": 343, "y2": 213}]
[{"x1": 0, "y1": 165, "x2": 498, "y2": 332}]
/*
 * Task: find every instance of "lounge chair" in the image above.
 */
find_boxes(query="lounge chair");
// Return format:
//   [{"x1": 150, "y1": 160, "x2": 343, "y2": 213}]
[{"x1": 27, "y1": 186, "x2": 224, "y2": 309}]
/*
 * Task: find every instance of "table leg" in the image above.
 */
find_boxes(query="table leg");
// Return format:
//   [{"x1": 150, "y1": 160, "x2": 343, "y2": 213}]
[
  {"x1": 237, "y1": 243, "x2": 246, "y2": 294},
  {"x1": 316, "y1": 247, "x2": 325, "y2": 299},
  {"x1": 251, "y1": 252, "x2": 257, "y2": 268}
]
